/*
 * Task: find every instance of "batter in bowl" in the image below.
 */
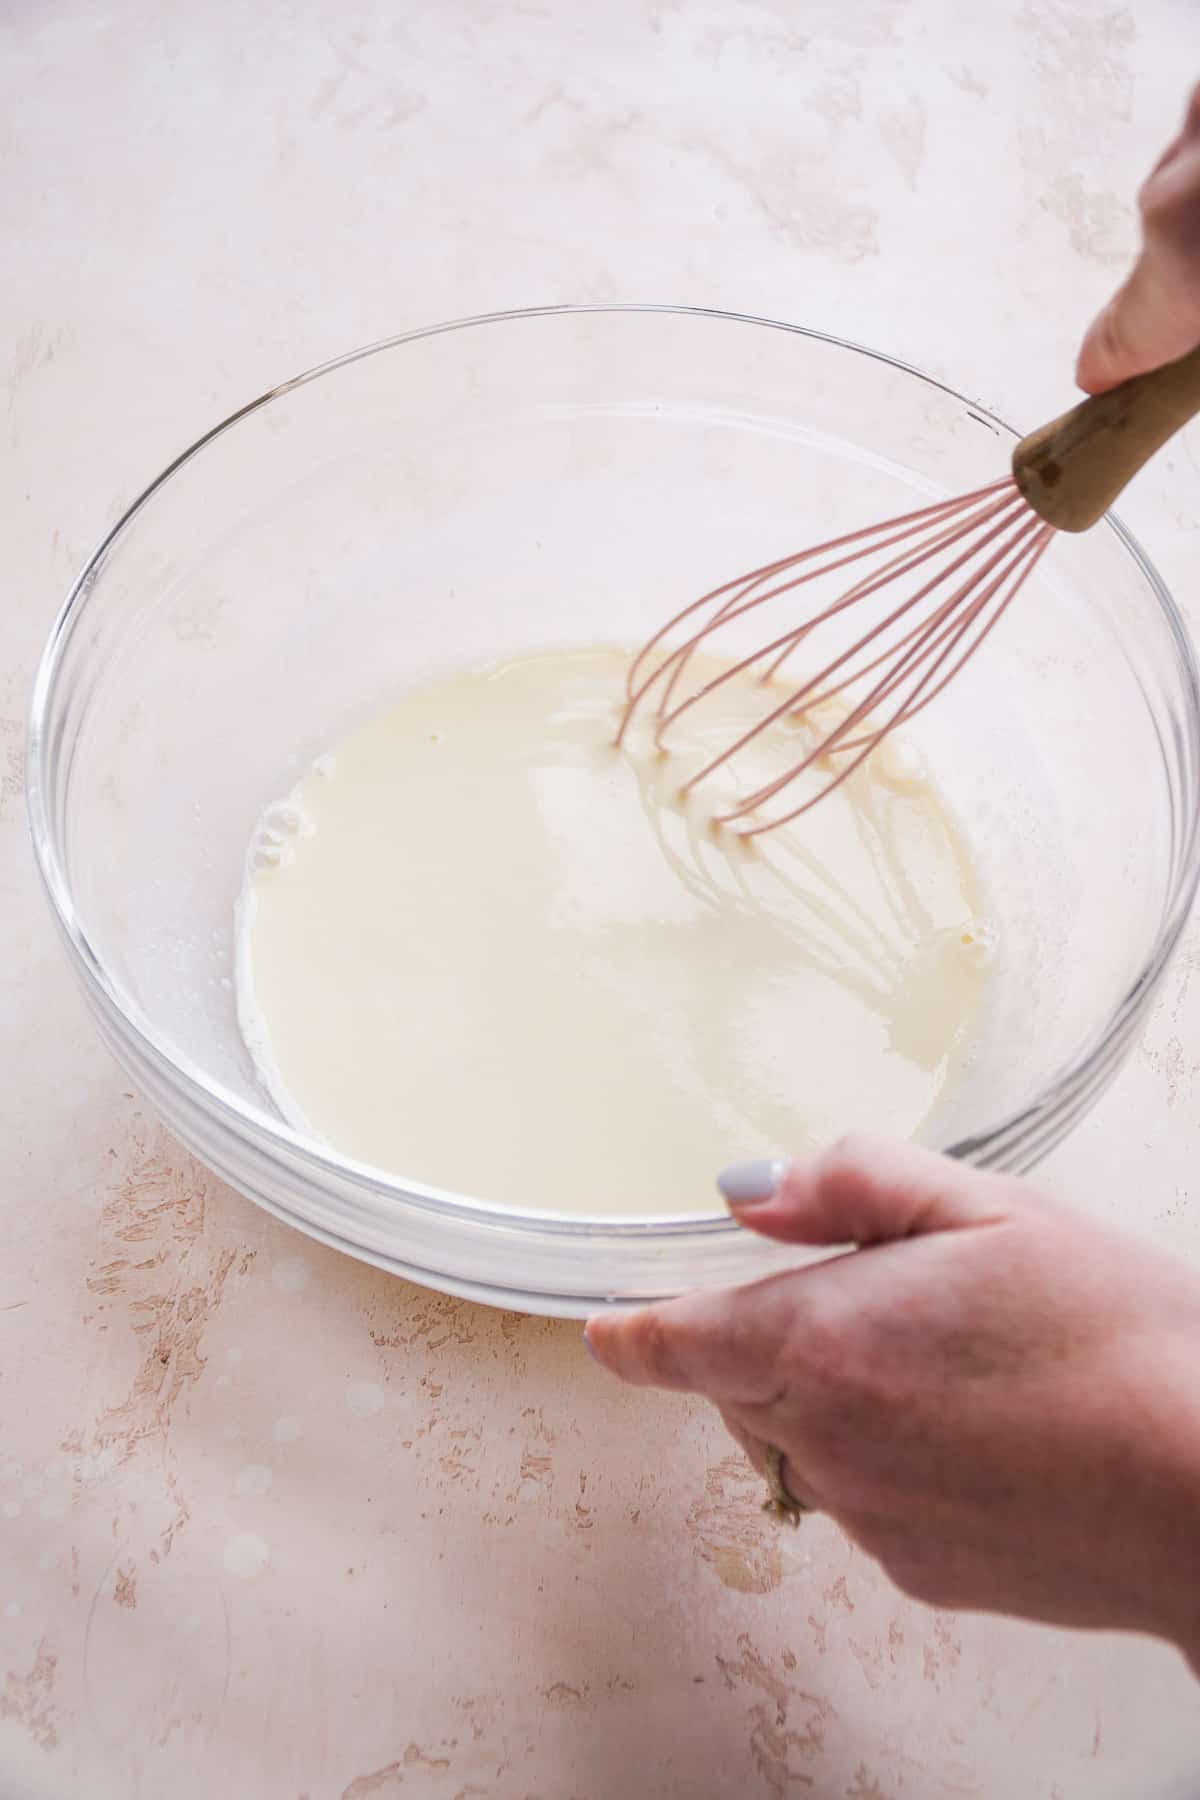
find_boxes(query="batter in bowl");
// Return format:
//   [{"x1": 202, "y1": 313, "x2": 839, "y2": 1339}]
[{"x1": 235, "y1": 647, "x2": 993, "y2": 1216}]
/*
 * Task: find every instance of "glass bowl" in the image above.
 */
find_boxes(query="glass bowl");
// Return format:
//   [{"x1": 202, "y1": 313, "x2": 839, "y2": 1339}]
[{"x1": 27, "y1": 306, "x2": 1200, "y2": 1317}]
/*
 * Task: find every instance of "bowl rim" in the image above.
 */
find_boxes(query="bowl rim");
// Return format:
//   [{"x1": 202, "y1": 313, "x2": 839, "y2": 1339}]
[{"x1": 25, "y1": 302, "x2": 1200, "y2": 1237}]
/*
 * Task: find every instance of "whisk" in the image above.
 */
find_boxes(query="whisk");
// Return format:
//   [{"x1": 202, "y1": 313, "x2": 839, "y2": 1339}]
[{"x1": 618, "y1": 345, "x2": 1200, "y2": 836}]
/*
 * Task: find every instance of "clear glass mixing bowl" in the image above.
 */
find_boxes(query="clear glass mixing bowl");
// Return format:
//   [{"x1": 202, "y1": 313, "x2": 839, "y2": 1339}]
[{"x1": 27, "y1": 306, "x2": 1200, "y2": 1316}]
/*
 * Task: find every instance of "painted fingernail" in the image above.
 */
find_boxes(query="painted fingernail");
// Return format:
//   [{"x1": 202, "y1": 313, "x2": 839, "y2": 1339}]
[
  {"x1": 717, "y1": 1157, "x2": 788, "y2": 1206},
  {"x1": 582, "y1": 1327, "x2": 600, "y2": 1362}
]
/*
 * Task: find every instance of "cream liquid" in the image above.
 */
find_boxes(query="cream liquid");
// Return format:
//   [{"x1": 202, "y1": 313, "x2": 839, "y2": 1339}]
[{"x1": 236, "y1": 647, "x2": 993, "y2": 1216}]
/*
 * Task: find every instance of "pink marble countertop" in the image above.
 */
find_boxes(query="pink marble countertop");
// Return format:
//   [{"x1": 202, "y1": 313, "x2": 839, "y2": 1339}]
[{"x1": 4, "y1": 2, "x2": 1200, "y2": 1793}]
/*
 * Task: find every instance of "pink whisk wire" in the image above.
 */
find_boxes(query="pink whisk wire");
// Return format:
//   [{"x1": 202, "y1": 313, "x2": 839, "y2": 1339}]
[
  {"x1": 616, "y1": 477, "x2": 1055, "y2": 835},
  {"x1": 616, "y1": 477, "x2": 1016, "y2": 744}
]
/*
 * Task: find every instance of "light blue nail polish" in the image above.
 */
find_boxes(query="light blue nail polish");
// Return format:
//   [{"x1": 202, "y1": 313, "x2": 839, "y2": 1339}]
[{"x1": 717, "y1": 1157, "x2": 788, "y2": 1206}]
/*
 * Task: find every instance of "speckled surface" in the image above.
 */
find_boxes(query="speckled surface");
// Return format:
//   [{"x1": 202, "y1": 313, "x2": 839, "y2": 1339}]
[{"x1": 5, "y1": 2, "x2": 1200, "y2": 1794}]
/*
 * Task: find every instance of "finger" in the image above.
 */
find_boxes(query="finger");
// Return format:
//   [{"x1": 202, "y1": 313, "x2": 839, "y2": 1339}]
[
  {"x1": 1140, "y1": 81, "x2": 1200, "y2": 183},
  {"x1": 719, "y1": 1407, "x2": 765, "y2": 1471},
  {"x1": 1076, "y1": 133, "x2": 1200, "y2": 394},
  {"x1": 1075, "y1": 275, "x2": 1139, "y2": 395},
  {"x1": 720, "y1": 1408, "x2": 821, "y2": 1509},
  {"x1": 1185, "y1": 78, "x2": 1200, "y2": 144},
  {"x1": 1076, "y1": 257, "x2": 1200, "y2": 392},
  {"x1": 717, "y1": 1134, "x2": 1015, "y2": 1246},
  {"x1": 1140, "y1": 141, "x2": 1200, "y2": 244},
  {"x1": 585, "y1": 1269, "x2": 811, "y2": 1403}
]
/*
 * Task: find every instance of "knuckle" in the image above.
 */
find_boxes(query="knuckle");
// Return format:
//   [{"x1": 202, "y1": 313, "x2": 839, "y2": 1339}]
[
  {"x1": 633, "y1": 1311, "x2": 681, "y2": 1386},
  {"x1": 1140, "y1": 154, "x2": 1200, "y2": 235},
  {"x1": 1092, "y1": 305, "x2": 1128, "y2": 371},
  {"x1": 1187, "y1": 82, "x2": 1200, "y2": 137},
  {"x1": 1139, "y1": 176, "x2": 1177, "y2": 227},
  {"x1": 819, "y1": 1132, "x2": 877, "y2": 1200},
  {"x1": 789, "y1": 1311, "x2": 886, "y2": 1430},
  {"x1": 793, "y1": 1307, "x2": 855, "y2": 1387},
  {"x1": 882, "y1": 1554, "x2": 957, "y2": 1609}
]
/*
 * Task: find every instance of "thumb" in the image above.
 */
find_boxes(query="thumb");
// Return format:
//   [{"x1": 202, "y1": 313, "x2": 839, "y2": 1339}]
[
  {"x1": 717, "y1": 1135, "x2": 1016, "y2": 1246},
  {"x1": 1075, "y1": 120, "x2": 1200, "y2": 395},
  {"x1": 1075, "y1": 258, "x2": 1200, "y2": 394}
]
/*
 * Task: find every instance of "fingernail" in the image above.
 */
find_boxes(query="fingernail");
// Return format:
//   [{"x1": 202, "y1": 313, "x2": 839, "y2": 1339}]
[
  {"x1": 582, "y1": 1327, "x2": 599, "y2": 1362},
  {"x1": 717, "y1": 1157, "x2": 788, "y2": 1206}
]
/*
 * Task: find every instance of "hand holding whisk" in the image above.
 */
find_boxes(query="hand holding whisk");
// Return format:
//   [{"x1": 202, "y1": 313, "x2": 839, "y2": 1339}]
[{"x1": 617, "y1": 341, "x2": 1200, "y2": 837}]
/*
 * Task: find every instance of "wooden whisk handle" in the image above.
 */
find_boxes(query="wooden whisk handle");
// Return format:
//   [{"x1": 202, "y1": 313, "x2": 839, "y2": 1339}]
[{"x1": 1012, "y1": 342, "x2": 1200, "y2": 533}]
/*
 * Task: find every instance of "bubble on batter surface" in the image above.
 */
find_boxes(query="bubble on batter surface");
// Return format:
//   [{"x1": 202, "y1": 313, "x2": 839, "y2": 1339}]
[
  {"x1": 875, "y1": 734, "x2": 927, "y2": 791},
  {"x1": 953, "y1": 918, "x2": 998, "y2": 971}
]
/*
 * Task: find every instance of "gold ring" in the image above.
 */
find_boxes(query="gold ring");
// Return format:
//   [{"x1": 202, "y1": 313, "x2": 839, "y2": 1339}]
[{"x1": 761, "y1": 1442, "x2": 813, "y2": 1526}]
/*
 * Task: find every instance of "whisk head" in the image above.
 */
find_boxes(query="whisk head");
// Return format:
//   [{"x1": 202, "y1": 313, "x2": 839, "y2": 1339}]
[{"x1": 616, "y1": 476, "x2": 1054, "y2": 837}]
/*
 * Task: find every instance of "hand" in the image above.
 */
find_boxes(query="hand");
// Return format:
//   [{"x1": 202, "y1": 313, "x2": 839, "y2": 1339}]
[
  {"x1": 1077, "y1": 81, "x2": 1200, "y2": 392},
  {"x1": 586, "y1": 1137, "x2": 1200, "y2": 1666}
]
